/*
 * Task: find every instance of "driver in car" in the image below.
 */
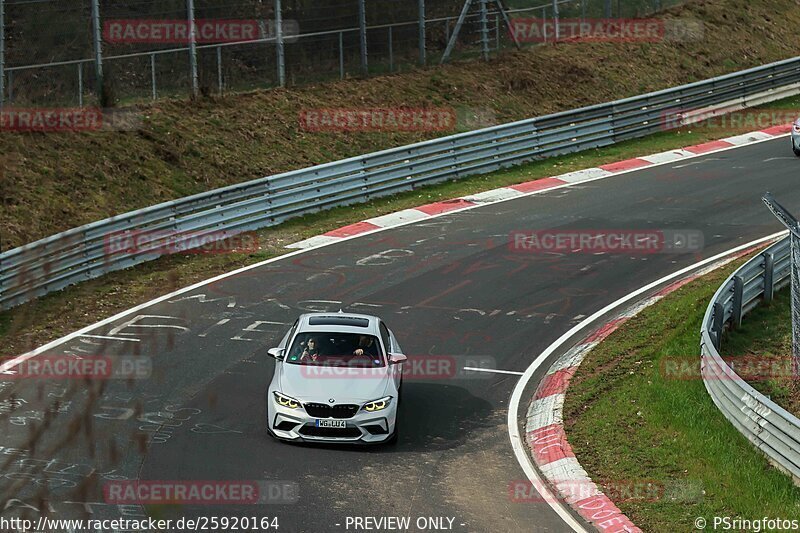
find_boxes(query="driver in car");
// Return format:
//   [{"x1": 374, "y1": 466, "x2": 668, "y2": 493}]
[{"x1": 352, "y1": 335, "x2": 379, "y2": 361}]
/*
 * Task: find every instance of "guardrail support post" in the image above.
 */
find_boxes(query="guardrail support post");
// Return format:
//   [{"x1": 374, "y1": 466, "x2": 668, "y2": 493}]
[
  {"x1": 712, "y1": 301, "x2": 724, "y2": 350},
  {"x1": 358, "y1": 0, "x2": 368, "y2": 76},
  {"x1": 274, "y1": 0, "x2": 286, "y2": 87},
  {"x1": 732, "y1": 275, "x2": 744, "y2": 329},
  {"x1": 764, "y1": 251, "x2": 775, "y2": 304},
  {"x1": 91, "y1": 0, "x2": 104, "y2": 102},
  {"x1": 418, "y1": 0, "x2": 426, "y2": 65},
  {"x1": 187, "y1": 0, "x2": 199, "y2": 97}
]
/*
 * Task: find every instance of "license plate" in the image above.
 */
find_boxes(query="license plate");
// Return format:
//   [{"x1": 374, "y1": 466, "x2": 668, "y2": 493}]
[{"x1": 316, "y1": 419, "x2": 346, "y2": 428}]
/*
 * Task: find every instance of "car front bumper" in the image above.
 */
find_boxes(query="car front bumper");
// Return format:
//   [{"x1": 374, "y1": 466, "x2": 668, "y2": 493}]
[{"x1": 267, "y1": 398, "x2": 396, "y2": 444}]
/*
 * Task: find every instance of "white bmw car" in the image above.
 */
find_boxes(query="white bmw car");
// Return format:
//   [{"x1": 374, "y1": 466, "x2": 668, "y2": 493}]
[
  {"x1": 266, "y1": 312, "x2": 406, "y2": 444},
  {"x1": 792, "y1": 118, "x2": 800, "y2": 156}
]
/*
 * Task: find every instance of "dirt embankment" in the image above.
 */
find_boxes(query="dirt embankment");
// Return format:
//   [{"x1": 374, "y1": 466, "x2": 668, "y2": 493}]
[{"x1": 2, "y1": 0, "x2": 799, "y2": 249}]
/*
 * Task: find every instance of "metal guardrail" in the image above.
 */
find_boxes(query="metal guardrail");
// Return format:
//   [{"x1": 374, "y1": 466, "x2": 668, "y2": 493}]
[
  {"x1": 2, "y1": 56, "x2": 800, "y2": 310},
  {"x1": 700, "y1": 235, "x2": 800, "y2": 483}
]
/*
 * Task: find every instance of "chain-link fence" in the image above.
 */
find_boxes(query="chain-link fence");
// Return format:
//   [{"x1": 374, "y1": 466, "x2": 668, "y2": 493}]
[{"x1": 0, "y1": 0, "x2": 685, "y2": 107}]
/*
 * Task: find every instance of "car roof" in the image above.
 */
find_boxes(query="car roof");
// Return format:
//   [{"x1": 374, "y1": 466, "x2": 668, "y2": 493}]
[{"x1": 296, "y1": 312, "x2": 382, "y2": 335}]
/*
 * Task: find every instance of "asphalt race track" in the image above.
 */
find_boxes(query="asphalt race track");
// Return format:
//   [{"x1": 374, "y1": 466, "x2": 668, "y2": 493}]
[{"x1": 2, "y1": 137, "x2": 798, "y2": 533}]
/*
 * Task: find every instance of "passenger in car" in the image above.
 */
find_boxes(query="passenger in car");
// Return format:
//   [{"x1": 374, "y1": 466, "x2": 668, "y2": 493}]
[{"x1": 300, "y1": 337, "x2": 322, "y2": 362}]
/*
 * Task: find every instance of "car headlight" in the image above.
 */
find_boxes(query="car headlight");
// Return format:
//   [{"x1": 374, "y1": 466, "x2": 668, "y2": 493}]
[
  {"x1": 363, "y1": 396, "x2": 392, "y2": 412},
  {"x1": 273, "y1": 391, "x2": 301, "y2": 409}
]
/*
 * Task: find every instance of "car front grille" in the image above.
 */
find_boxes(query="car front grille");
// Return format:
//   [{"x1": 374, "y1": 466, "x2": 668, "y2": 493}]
[
  {"x1": 299, "y1": 425, "x2": 362, "y2": 439},
  {"x1": 304, "y1": 403, "x2": 360, "y2": 419}
]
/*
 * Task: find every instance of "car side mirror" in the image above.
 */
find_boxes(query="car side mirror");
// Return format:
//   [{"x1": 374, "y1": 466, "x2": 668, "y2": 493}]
[
  {"x1": 268, "y1": 347, "x2": 285, "y2": 360},
  {"x1": 389, "y1": 353, "x2": 407, "y2": 365}
]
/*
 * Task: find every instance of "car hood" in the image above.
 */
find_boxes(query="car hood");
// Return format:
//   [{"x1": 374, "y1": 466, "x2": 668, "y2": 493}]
[{"x1": 278, "y1": 363, "x2": 391, "y2": 403}]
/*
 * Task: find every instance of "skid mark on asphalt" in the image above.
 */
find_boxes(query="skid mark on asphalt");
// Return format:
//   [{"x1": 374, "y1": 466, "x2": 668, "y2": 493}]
[{"x1": 671, "y1": 157, "x2": 722, "y2": 168}]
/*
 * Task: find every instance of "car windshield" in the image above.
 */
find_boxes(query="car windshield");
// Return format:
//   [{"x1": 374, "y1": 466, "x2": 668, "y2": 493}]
[{"x1": 285, "y1": 332, "x2": 385, "y2": 367}]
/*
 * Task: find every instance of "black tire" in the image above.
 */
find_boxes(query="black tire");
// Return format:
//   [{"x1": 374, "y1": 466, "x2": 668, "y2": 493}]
[
  {"x1": 793, "y1": 146, "x2": 800, "y2": 157},
  {"x1": 265, "y1": 414, "x2": 280, "y2": 441},
  {"x1": 391, "y1": 379, "x2": 402, "y2": 442},
  {"x1": 385, "y1": 426, "x2": 399, "y2": 445}
]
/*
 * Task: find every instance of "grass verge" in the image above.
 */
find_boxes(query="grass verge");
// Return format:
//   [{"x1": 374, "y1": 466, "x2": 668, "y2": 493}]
[
  {"x1": 723, "y1": 286, "x2": 799, "y2": 417},
  {"x1": 562, "y1": 257, "x2": 800, "y2": 531}
]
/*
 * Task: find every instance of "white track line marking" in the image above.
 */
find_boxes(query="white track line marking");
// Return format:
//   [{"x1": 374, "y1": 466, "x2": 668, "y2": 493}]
[
  {"x1": 640, "y1": 149, "x2": 695, "y2": 164},
  {"x1": 462, "y1": 187, "x2": 525, "y2": 203},
  {"x1": 462, "y1": 367, "x2": 524, "y2": 376},
  {"x1": 287, "y1": 235, "x2": 341, "y2": 249},
  {"x1": 506, "y1": 230, "x2": 786, "y2": 533},
  {"x1": 366, "y1": 209, "x2": 429, "y2": 227},
  {"x1": 78, "y1": 334, "x2": 140, "y2": 342},
  {"x1": 724, "y1": 131, "x2": 773, "y2": 145},
  {"x1": 556, "y1": 168, "x2": 614, "y2": 183}
]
